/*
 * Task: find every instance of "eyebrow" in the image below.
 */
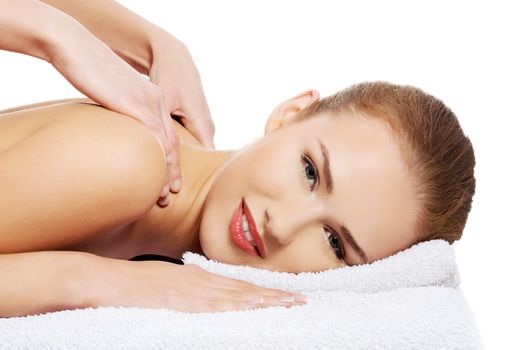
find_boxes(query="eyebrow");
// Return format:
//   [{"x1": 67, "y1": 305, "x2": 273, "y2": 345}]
[
  {"x1": 317, "y1": 139, "x2": 369, "y2": 264},
  {"x1": 318, "y1": 140, "x2": 334, "y2": 193},
  {"x1": 341, "y1": 226, "x2": 368, "y2": 264}
]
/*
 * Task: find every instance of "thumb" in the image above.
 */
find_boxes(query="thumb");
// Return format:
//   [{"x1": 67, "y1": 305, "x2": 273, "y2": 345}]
[{"x1": 164, "y1": 124, "x2": 182, "y2": 193}]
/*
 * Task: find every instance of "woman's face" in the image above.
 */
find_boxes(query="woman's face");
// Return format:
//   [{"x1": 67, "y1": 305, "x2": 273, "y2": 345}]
[{"x1": 199, "y1": 97, "x2": 419, "y2": 273}]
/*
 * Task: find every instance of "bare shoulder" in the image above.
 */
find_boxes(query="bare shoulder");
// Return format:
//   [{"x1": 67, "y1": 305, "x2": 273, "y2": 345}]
[
  {"x1": 46, "y1": 101, "x2": 168, "y2": 181},
  {"x1": 0, "y1": 102, "x2": 167, "y2": 253},
  {"x1": 0, "y1": 97, "x2": 94, "y2": 115}
]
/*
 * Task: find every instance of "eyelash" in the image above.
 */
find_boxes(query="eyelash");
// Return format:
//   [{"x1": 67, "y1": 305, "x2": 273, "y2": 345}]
[{"x1": 301, "y1": 154, "x2": 346, "y2": 261}]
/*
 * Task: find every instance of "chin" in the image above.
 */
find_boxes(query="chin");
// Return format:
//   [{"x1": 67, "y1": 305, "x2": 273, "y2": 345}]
[{"x1": 198, "y1": 226, "x2": 230, "y2": 264}]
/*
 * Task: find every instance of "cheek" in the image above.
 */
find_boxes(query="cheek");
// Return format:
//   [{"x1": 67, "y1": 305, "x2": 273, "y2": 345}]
[
  {"x1": 230, "y1": 139, "x2": 294, "y2": 198},
  {"x1": 199, "y1": 138, "x2": 297, "y2": 258}
]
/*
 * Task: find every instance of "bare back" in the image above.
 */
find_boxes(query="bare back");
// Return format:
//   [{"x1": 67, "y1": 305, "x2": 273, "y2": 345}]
[
  {"x1": 0, "y1": 99, "x2": 202, "y2": 258},
  {"x1": 0, "y1": 98, "x2": 202, "y2": 154}
]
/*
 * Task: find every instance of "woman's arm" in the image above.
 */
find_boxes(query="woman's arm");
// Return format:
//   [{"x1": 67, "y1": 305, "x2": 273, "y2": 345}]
[
  {"x1": 0, "y1": 247, "x2": 307, "y2": 318},
  {"x1": 0, "y1": 250, "x2": 97, "y2": 317}
]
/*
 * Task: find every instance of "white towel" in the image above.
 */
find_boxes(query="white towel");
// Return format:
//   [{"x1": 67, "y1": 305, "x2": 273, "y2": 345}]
[{"x1": 0, "y1": 240, "x2": 483, "y2": 349}]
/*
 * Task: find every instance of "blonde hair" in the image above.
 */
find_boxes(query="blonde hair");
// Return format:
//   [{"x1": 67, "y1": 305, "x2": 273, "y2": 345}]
[{"x1": 294, "y1": 81, "x2": 476, "y2": 244}]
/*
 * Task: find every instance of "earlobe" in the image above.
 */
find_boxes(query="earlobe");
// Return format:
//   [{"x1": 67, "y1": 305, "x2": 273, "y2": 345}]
[{"x1": 264, "y1": 89, "x2": 320, "y2": 135}]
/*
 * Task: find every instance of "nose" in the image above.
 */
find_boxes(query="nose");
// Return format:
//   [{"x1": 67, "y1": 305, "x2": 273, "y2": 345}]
[{"x1": 265, "y1": 200, "x2": 326, "y2": 246}]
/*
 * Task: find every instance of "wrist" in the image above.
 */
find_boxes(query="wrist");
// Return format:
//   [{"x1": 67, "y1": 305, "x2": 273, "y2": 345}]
[
  {"x1": 38, "y1": 251, "x2": 108, "y2": 313},
  {"x1": 73, "y1": 253, "x2": 132, "y2": 309},
  {"x1": 109, "y1": 23, "x2": 175, "y2": 75},
  {"x1": 149, "y1": 29, "x2": 189, "y2": 70}
]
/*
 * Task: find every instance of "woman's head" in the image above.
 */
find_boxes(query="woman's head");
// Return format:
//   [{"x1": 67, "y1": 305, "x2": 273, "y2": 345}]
[
  {"x1": 290, "y1": 81, "x2": 477, "y2": 246},
  {"x1": 197, "y1": 81, "x2": 476, "y2": 273}
]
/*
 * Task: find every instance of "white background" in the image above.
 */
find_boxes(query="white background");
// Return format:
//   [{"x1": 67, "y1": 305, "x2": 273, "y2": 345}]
[{"x1": 1, "y1": 1, "x2": 522, "y2": 348}]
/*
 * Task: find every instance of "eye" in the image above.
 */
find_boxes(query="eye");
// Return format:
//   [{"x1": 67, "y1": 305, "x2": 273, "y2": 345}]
[
  {"x1": 324, "y1": 226, "x2": 346, "y2": 261},
  {"x1": 302, "y1": 155, "x2": 346, "y2": 263},
  {"x1": 302, "y1": 154, "x2": 318, "y2": 190}
]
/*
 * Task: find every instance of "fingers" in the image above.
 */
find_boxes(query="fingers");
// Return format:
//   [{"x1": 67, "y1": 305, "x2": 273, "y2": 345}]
[
  {"x1": 157, "y1": 107, "x2": 214, "y2": 207},
  {"x1": 204, "y1": 293, "x2": 307, "y2": 313},
  {"x1": 173, "y1": 109, "x2": 215, "y2": 150},
  {"x1": 179, "y1": 284, "x2": 308, "y2": 313},
  {"x1": 156, "y1": 183, "x2": 171, "y2": 207},
  {"x1": 155, "y1": 118, "x2": 181, "y2": 208},
  {"x1": 128, "y1": 262, "x2": 308, "y2": 313},
  {"x1": 185, "y1": 264, "x2": 308, "y2": 311},
  {"x1": 193, "y1": 289, "x2": 308, "y2": 313},
  {"x1": 165, "y1": 125, "x2": 182, "y2": 194}
]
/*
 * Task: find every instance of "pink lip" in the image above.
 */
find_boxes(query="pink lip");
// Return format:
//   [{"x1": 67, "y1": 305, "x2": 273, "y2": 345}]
[
  {"x1": 229, "y1": 198, "x2": 265, "y2": 258},
  {"x1": 242, "y1": 199, "x2": 266, "y2": 258}
]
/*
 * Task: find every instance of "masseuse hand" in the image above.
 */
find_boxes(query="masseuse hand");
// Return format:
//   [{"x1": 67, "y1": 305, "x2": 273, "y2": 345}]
[
  {"x1": 149, "y1": 31, "x2": 215, "y2": 151},
  {"x1": 147, "y1": 32, "x2": 216, "y2": 206},
  {"x1": 51, "y1": 11, "x2": 216, "y2": 206},
  {"x1": 1, "y1": 0, "x2": 216, "y2": 207},
  {"x1": 50, "y1": 23, "x2": 182, "y2": 207},
  {"x1": 94, "y1": 260, "x2": 308, "y2": 313}
]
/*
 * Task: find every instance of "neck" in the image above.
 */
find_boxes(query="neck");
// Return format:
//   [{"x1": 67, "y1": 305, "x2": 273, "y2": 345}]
[{"x1": 134, "y1": 141, "x2": 238, "y2": 259}]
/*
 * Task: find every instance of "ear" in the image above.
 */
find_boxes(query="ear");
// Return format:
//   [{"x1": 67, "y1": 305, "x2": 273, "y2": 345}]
[{"x1": 264, "y1": 89, "x2": 320, "y2": 136}]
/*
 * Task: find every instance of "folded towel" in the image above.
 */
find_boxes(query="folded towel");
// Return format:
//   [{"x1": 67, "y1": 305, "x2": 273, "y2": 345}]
[
  {"x1": 0, "y1": 240, "x2": 483, "y2": 350},
  {"x1": 181, "y1": 239, "x2": 461, "y2": 293}
]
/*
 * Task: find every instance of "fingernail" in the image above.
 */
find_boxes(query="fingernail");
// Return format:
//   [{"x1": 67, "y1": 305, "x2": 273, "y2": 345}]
[
  {"x1": 162, "y1": 184, "x2": 170, "y2": 196},
  {"x1": 279, "y1": 296, "x2": 295, "y2": 303},
  {"x1": 248, "y1": 297, "x2": 265, "y2": 305},
  {"x1": 292, "y1": 294, "x2": 308, "y2": 302},
  {"x1": 172, "y1": 178, "x2": 181, "y2": 192}
]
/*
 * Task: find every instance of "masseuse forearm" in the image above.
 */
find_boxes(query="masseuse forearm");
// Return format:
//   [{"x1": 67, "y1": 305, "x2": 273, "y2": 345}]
[
  {"x1": 0, "y1": 0, "x2": 72, "y2": 61},
  {"x1": 40, "y1": 0, "x2": 166, "y2": 74},
  {"x1": 0, "y1": 251, "x2": 100, "y2": 318}
]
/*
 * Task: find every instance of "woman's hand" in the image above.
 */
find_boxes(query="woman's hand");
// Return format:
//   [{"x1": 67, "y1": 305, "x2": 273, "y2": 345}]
[
  {"x1": 149, "y1": 32, "x2": 216, "y2": 151},
  {"x1": 93, "y1": 260, "x2": 308, "y2": 313}
]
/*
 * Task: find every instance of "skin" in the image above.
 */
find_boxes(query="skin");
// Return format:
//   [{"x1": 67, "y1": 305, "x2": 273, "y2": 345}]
[
  {"x1": 2, "y1": 0, "x2": 215, "y2": 199},
  {"x1": 137, "y1": 90, "x2": 420, "y2": 273},
  {"x1": 0, "y1": 89, "x2": 419, "y2": 274}
]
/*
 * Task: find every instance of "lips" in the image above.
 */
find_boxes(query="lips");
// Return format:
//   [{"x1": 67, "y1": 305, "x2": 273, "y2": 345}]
[
  {"x1": 229, "y1": 198, "x2": 266, "y2": 258},
  {"x1": 242, "y1": 199, "x2": 266, "y2": 258}
]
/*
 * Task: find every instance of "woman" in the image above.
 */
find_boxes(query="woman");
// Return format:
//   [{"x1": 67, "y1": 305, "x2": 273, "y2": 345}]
[{"x1": 0, "y1": 81, "x2": 476, "y2": 318}]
